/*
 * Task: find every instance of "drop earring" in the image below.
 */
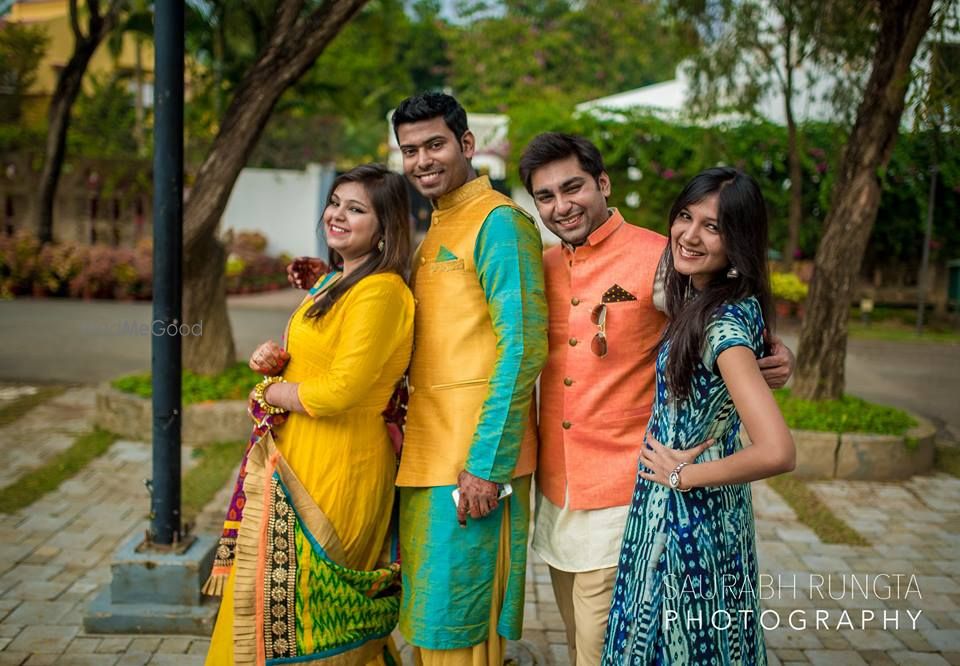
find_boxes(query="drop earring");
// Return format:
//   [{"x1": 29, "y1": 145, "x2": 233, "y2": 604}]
[
  {"x1": 726, "y1": 266, "x2": 739, "y2": 279},
  {"x1": 377, "y1": 238, "x2": 385, "y2": 252}
]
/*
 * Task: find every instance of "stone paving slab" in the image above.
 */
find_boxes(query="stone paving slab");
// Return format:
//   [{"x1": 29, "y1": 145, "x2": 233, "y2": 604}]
[
  {"x1": 0, "y1": 387, "x2": 94, "y2": 488},
  {"x1": 1, "y1": 383, "x2": 960, "y2": 664}
]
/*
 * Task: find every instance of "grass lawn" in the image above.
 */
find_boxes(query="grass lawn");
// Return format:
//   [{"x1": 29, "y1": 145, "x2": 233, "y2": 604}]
[
  {"x1": 935, "y1": 446, "x2": 960, "y2": 478},
  {"x1": 0, "y1": 428, "x2": 118, "y2": 514},
  {"x1": 182, "y1": 440, "x2": 245, "y2": 525},
  {"x1": 848, "y1": 320, "x2": 960, "y2": 345},
  {"x1": 774, "y1": 388, "x2": 916, "y2": 435},
  {"x1": 766, "y1": 474, "x2": 869, "y2": 546},
  {"x1": 0, "y1": 385, "x2": 67, "y2": 428},
  {"x1": 112, "y1": 362, "x2": 259, "y2": 405}
]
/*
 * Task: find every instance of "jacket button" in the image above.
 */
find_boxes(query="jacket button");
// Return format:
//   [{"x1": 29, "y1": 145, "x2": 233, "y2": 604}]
[
  {"x1": 568, "y1": 337, "x2": 578, "y2": 346},
  {"x1": 420, "y1": 256, "x2": 426, "y2": 265},
  {"x1": 563, "y1": 377, "x2": 573, "y2": 386},
  {"x1": 562, "y1": 421, "x2": 572, "y2": 429},
  {"x1": 571, "y1": 297, "x2": 580, "y2": 306}
]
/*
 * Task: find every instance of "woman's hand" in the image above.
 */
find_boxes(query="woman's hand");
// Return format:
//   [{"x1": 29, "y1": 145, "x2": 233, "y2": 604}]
[
  {"x1": 249, "y1": 340, "x2": 289, "y2": 375},
  {"x1": 638, "y1": 436, "x2": 714, "y2": 489}
]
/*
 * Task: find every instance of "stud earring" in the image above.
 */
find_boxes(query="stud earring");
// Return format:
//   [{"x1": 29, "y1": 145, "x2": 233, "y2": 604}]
[
  {"x1": 377, "y1": 238, "x2": 385, "y2": 252},
  {"x1": 726, "y1": 266, "x2": 739, "y2": 279}
]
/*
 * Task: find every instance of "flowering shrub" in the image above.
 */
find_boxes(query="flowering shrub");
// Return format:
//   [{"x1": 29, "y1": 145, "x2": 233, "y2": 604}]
[
  {"x1": 225, "y1": 233, "x2": 288, "y2": 294},
  {"x1": 0, "y1": 230, "x2": 287, "y2": 299},
  {"x1": 0, "y1": 230, "x2": 41, "y2": 298},
  {"x1": 771, "y1": 271, "x2": 809, "y2": 304}
]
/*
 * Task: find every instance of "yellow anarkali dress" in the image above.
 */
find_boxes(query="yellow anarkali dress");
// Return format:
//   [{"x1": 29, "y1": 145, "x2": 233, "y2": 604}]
[{"x1": 205, "y1": 272, "x2": 414, "y2": 666}]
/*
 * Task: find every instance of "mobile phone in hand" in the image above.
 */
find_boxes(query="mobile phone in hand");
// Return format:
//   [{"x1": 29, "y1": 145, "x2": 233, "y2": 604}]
[{"x1": 452, "y1": 482, "x2": 513, "y2": 507}]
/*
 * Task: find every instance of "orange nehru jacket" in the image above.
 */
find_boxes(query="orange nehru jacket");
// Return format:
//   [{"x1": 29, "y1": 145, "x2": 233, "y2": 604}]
[{"x1": 538, "y1": 210, "x2": 667, "y2": 510}]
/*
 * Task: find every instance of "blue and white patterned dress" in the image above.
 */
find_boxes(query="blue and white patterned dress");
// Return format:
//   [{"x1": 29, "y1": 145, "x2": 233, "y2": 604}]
[{"x1": 602, "y1": 296, "x2": 767, "y2": 666}]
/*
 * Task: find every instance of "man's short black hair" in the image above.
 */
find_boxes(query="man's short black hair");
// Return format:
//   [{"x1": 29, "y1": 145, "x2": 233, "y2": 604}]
[
  {"x1": 392, "y1": 92, "x2": 469, "y2": 142},
  {"x1": 518, "y1": 132, "x2": 606, "y2": 194}
]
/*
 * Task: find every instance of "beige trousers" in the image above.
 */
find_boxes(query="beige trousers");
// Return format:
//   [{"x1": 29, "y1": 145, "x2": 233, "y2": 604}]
[{"x1": 549, "y1": 565, "x2": 618, "y2": 666}]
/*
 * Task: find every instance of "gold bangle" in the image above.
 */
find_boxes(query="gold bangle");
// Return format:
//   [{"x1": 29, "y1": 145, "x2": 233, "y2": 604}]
[{"x1": 254, "y1": 376, "x2": 288, "y2": 415}]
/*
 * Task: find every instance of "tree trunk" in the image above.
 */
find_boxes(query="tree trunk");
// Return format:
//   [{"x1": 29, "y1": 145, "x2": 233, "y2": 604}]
[
  {"x1": 35, "y1": 42, "x2": 99, "y2": 243},
  {"x1": 133, "y1": 34, "x2": 145, "y2": 154},
  {"x1": 182, "y1": 0, "x2": 369, "y2": 375},
  {"x1": 782, "y1": 10, "x2": 802, "y2": 272},
  {"x1": 783, "y1": 107, "x2": 803, "y2": 271},
  {"x1": 792, "y1": 0, "x2": 935, "y2": 400},
  {"x1": 184, "y1": 233, "x2": 236, "y2": 373},
  {"x1": 34, "y1": 0, "x2": 119, "y2": 244}
]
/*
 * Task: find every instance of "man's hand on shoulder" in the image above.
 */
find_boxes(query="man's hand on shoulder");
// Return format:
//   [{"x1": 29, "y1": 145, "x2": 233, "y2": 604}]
[
  {"x1": 286, "y1": 257, "x2": 328, "y2": 290},
  {"x1": 456, "y1": 470, "x2": 499, "y2": 527},
  {"x1": 758, "y1": 332, "x2": 795, "y2": 389}
]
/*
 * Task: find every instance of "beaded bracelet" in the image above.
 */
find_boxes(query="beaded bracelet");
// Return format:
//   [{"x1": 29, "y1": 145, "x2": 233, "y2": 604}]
[{"x1": 254, "y1": 375, "x2": 288, "y2": 415}]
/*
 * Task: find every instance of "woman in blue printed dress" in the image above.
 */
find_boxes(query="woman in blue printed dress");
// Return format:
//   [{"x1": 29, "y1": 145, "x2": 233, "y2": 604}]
[{"x1": 602, "y1": 167, "x2": 796, "y2": 665}]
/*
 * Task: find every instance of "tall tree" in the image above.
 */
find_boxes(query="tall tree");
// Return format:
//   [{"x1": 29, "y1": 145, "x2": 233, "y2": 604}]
[
  {"x1": 34, "y1": 0, "x2": 127, "y2": 243},
  {"x1": 681, "y1": 0, "x2": 872, "y2": 270},
  {"x1": 182, "y1": 0, "x2": 369, "y2": 374},
  {"x1": 792, "y1": 0, "x2": 936, "y2": 400}
]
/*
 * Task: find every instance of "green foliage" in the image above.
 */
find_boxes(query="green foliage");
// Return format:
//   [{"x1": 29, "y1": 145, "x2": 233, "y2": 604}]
[
  {"x1": 527, "y1": 110, "x2": 960, "y2": 267},
  {"x1": 449, "y1": 1, "x2": 691, "y2": 112},
  {"x1": 677, "y1": 0, "x2": 875, "y2": 122},
  {"x1": 69, "y1": 74, "x2": 140, "y2": 158},
  {"x1": 0, "y1": 22, "x2": 50, "y2": 123},
  {"x1": 0, "y1": 428, "x2": 118, "y2": 514},
  {"x1": 773, "y1": 388, "x2": 916, "y2": 435},
  {"x1": 112, "y1": 363, "x2": 259, "y2": 404},
  {"x1": 766, "y1": 474, "x2": 869, "y2": 546},
  {"x1": 183, "y1": 440, "x2": 245, "y2": 524},
  {"x1": 847, "y1": 321, "x2": 960, "y2": 345},
  {"x1": 771, "y1": 272, "x2": 808, "y2": 303},
  {"x1": 181, "y1": 0, "x2": 692, "y2": 168}
]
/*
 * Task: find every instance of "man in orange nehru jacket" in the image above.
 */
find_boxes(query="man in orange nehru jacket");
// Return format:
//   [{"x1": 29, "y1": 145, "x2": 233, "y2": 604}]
[{"x1": 517, "y1": 133, "x2": 795, "y2": 666}]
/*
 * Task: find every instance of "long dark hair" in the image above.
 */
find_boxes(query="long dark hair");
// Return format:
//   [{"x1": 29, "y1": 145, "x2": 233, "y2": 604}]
[
  {"x1": 305, "y1": 164, "x2": 411, "y2": 320},
  {"x1": 659, "y1": 167, "x2": 774, "y2": 402}
]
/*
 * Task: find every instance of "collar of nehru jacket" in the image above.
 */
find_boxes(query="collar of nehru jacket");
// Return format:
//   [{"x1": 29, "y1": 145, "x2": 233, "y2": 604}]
[
  {"x1": 561, "y1": 208, "x2": 624, "y2": 255},
  {"x1": 434, "y1": 175, "x2": 492, "y2": 211}
]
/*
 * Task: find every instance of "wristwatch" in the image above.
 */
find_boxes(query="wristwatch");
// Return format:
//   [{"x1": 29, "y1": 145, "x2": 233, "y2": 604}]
[{"x1": 668, "y1": 462, "x2": 691, "y2": 492}]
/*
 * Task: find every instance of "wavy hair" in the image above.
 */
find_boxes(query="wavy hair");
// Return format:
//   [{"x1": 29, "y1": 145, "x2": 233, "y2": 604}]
[{"x1": 305, "y1": 164, "x2": 411, "y2": 320}]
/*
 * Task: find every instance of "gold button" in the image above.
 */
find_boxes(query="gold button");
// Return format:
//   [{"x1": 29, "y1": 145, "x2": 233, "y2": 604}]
[
  {"x1": 562, "y1": 421, "x2": 572, "y2": 429},
  {"x1": 420, "y1": 256, "x2": 426, "y2": 265},
  {"x1": 563, "y1": 377, "x2": 573, "y2": 386},
  {"x1": 568, "y1": 337, "x2": 578, "y2": 346},
  {"x1": 571, "y1": 297, "x2": 580, "y2": 306},
  {"x1": 414, "y1": 298, "x2": 420, "y2": 305},
  {"x1": 408, "y1": 385, "x2": 415, "y2": 394}
]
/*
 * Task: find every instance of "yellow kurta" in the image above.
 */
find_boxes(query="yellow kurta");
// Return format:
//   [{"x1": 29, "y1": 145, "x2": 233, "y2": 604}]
[{"x1": 206, "y1": 272, "x2": 414, "y2": 665}]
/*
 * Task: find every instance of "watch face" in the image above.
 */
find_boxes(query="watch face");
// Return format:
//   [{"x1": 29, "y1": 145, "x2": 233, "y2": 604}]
[{"x1": 669, "y1": 471, "x2": 679, "y2": 488}]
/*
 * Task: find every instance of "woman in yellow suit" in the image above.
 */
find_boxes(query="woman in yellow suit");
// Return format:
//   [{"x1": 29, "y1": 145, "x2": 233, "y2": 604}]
[{"x1": 205, "y1": 164, "x2": 414, "y2": 666}]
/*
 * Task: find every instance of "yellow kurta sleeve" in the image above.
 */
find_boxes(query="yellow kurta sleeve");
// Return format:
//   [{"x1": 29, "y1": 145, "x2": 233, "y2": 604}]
[{"x1": 297, "y1": 275, "x2": 413, "y2": 417}]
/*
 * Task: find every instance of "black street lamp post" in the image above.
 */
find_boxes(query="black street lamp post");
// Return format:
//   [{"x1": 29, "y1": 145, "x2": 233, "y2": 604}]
[{"x1": 150, "y1": 0, "x2": 184, "y2": 546}]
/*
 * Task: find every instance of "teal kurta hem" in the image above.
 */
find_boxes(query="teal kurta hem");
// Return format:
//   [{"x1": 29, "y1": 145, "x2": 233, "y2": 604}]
[{"x1": 398, "y1": 476, "x2": 531, "y2": 650}]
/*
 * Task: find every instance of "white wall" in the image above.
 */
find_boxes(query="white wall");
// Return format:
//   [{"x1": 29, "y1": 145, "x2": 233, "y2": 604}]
[{"x1": 220, "y1": 163, "x2": 336, "y2": 258}]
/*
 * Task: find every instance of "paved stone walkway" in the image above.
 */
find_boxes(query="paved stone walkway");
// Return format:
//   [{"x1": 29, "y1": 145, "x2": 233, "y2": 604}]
[{"x1": 0, "y1": 385, "x2": 958, "y2": 664}]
